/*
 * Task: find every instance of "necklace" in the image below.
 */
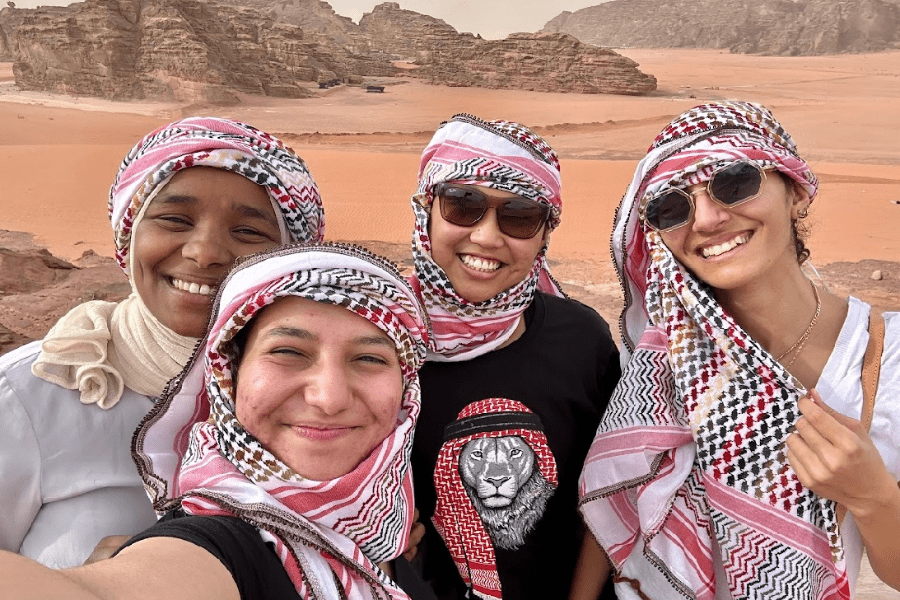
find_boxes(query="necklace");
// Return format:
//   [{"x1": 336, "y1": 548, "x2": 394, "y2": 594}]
[{"x1": 775, "y1": 282, "x2": 821, "y2": 367}]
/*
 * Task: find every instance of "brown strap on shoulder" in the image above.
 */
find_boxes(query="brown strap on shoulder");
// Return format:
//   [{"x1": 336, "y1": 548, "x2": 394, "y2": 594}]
[{"x1": 837, "y1": 311, "x2": 885, "y2": 524}]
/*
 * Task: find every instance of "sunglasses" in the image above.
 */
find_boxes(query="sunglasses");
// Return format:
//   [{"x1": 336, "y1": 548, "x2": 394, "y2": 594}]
[
  {"x1": 435, "y1": 183, "x2": 550, "y2": 239},
  {"x1": 641, "y1": 161, "x2": 771, "y2": 232}
]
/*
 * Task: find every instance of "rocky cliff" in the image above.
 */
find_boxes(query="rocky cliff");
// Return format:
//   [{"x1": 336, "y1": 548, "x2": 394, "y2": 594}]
[
  {"x1": 5, "y1": 0, "x2": 657, "y2": 99},
  {"x1": 8, "y1": 0, "x2": 395, "y2": 101},
  {"x1": 543, "y1": 0, "x2": 900, "y2": 55},
  {"x1": 359, "y1": 3, "x2": 656, "y2": 95}
]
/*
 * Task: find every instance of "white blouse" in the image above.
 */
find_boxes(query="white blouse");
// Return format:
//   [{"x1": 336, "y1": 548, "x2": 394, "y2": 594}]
[{"x1": 0, "y1": 340, "x2": 158, "y2": 568}]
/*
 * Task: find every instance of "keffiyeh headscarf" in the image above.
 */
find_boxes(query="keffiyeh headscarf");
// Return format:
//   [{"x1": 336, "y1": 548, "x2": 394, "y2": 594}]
[
  {"x1": 133, "y1": 243, "x2": 428, "y2": 600},
  {"x1": 432, "y1": 399, "x2": 558, "y2": 600},
  {"x1": 578, "y1": 102, "x2": 848, "y2": 599},
  {"x1": 32, "y1": 117, "x2": 324, "y2": 409},
  {"x1": 409, "y1": 114, "x2": 565, "y2": 361}
]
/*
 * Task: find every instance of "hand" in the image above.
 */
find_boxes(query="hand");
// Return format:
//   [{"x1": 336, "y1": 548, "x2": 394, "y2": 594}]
[
  {"x1": 402, "y1": 508, "x2": 425, "y2": 563},
  {"x1": 83, "y1": 535, "x2": 132, "y2": 565},
  {"x1": 785, "y1": 389, "x2": 895, "y2": 518}
]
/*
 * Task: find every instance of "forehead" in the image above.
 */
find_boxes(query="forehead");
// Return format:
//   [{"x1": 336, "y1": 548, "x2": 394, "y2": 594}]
[{"x1": 244, "y1": 295, "x2": 392, "y2": 343}]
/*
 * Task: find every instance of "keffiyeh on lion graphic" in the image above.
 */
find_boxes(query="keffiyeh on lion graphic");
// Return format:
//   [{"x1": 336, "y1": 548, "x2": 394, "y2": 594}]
[{"x1": 432, "y1": 399, "x2": 558, "y2": 600}]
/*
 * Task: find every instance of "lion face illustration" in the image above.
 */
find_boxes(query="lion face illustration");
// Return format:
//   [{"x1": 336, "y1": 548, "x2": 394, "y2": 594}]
[{"x1": 459, "y1": 435, "x2": 555, "y2": 549}]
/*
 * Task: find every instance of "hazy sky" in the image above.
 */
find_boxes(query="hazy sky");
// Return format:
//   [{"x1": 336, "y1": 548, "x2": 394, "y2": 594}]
[{"x1": 9, "y1": 0, "x2": 609, "y2": 39}]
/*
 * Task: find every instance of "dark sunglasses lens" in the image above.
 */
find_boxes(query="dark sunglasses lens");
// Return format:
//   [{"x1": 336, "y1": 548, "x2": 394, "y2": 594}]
[
  {"x1": 710, "y1": 162, "x2": 763, "y2": 205},
  {"x1": 497, "y1": 201, "x2": 548, "y2": 239},
  {"x1": 438, "y1": 186, "x2": 487, "y2": 227},
  {"x1": 646, "y1": 192, "x2": 692, "y2": 231}
]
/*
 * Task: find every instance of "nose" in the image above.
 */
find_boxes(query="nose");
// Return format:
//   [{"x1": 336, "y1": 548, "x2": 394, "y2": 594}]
[
  {"x1": 302, "y1": 359, "x2": 353, "y2": 415},
  {"x1": 182, "y1": 225, "x2": 234, "y2": 269},
  {"x1": 469, "y1": 207, "x2": 504, "y2": 247},
  {"x1": 689, "y1": 189, "x2": 730, "y2": 232}
]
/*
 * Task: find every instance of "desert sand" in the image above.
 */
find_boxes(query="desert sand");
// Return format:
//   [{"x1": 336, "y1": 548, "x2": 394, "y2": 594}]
[{"x1": 1, "y1": 49, "x2": 899, "y2": 596}]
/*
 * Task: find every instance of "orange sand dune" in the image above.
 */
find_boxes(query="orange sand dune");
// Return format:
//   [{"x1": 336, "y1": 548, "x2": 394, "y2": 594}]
[{"x1": 1, "y1": 49, "x2": 899, "y2": 270}]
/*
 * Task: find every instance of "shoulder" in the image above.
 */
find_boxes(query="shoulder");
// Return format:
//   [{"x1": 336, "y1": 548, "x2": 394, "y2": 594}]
[{"x1": 0, "y1": 340, "x2": 43, "y2": 383}]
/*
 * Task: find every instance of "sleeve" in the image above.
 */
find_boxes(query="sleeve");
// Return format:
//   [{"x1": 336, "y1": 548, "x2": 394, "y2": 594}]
[
  {"x1": 121, "y1": 513, "x2": 299, "y2": 600},
  {"x1": 0, "y1": 368, "x2": 43, "y2": 553}
]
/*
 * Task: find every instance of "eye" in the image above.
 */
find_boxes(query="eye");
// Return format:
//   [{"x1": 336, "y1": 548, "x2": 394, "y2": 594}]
[
  {"x1": 355, "y1": 354, "x2": 390, "y2": 366},
  {"x1": 153, "y1": 214, "x2": 193, "y2": 229},
  {"x1": 471, "y1": 451, "x2": 483, "y2": 459},
  {"x1": 234, "y1": 226, "x2": 278, "y2": 243},
  {"x1": 509, "y1": 448, "x2": 523, "y2": 458}
]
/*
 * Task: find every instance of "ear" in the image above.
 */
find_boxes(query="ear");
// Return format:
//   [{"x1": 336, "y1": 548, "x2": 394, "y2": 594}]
[{"x1": 787, "y1": 179, "x2": 811, "y2": 220}]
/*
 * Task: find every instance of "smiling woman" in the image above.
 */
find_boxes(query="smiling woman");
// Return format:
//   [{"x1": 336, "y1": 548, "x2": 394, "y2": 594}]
[
  {"x1": 579, "y1": 101, "x2": 900, "y2": 599},
  {"x1": 0, "y1": 243, "x2": 433, "y2": 600},
  {"x1": 0, "y1": 117, "x2": 324, "y2": 569}
]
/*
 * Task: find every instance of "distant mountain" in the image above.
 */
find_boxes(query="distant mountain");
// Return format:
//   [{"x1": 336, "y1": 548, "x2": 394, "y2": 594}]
[
  {"x1": 542, "y1": 0, "x2": 900, "y2": 55},
  {"x1": 1, "y1": 0, "x2": 656, "y2": 100}
]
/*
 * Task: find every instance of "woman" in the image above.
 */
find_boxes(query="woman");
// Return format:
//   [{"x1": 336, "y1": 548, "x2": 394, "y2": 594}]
[
  {"x1": 0, "y1": 117, "x2": 324, "y2": 568},
  {"x1": 0, "y1": 243, "x2": 431, "y2": 599},
  {"x1": 579, "y1": 101, "x2": 900, "y2": 599},
  {"x1": 407, "y1": 114, "x2": 621, "y2": 599}
]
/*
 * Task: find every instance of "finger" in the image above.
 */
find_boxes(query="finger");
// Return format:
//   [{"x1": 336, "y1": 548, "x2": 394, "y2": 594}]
[
  {"x1": 797, "y1": 394, "x2": 857, "y2": 444},
  {"x1": 804, "y1": 389, "x2": 864, "y2": 433},
  {"x1": 785, "y1": 436, "x2": 827, "y2": 492}
]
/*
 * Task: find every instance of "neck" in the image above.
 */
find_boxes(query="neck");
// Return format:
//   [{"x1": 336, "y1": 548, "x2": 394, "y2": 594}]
[{"x1": 714, "y1": 263, "x2": 817, "y2": 356}]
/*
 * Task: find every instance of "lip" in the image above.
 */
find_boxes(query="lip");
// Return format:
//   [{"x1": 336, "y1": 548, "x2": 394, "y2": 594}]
[{"x1": 292, "y1": 425, "x2": 356, "y2": 441}]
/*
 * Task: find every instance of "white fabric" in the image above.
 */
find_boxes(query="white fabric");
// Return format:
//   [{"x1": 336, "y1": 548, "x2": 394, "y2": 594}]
[
  {"x1": 0, "y1": 341, "x2": 158, "y2": 568},
  {"x1": 698, "y1": 298, "x2": 900, "y2": 600}
]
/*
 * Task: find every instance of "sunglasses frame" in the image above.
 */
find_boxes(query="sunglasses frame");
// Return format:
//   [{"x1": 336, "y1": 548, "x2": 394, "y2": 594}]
[
  {"x1": 640, "y1": 161, "x2": 771, "y2": 233},
  {"x1": 434, "y1": 183, "x2": 550, "y2": 240}
]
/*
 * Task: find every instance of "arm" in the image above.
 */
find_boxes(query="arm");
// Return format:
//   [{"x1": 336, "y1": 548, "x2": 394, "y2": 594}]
[
  {"x1": 0, "y1": 537, "x2": 239, "y2": 600},
  {"x1": 0, "y1": 374, "x2": 42, "y2": 552},
  {"x1": 568, "y1": 531, "x2": 612, "y2": 600},
  {"x1": 786, "y1": 390, "x2": 900, "y2": 590}
]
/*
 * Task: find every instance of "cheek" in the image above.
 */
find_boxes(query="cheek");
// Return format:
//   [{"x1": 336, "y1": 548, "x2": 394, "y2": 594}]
[
  {"x1": 370, "y1": 375, "x2": 405, "y2": 432},
  {"x1": 234, "y1": 371, "x2": 271, "y2": 435}
]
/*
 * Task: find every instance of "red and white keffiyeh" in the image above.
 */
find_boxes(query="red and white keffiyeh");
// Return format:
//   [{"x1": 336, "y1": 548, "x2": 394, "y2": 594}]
[
  {"x1": 33, "y1": 117, "x2": 326, "y2": 409},
  {"x1": 432, "y1": 398, "x2": 558, "y2": 600},
  {"x1": 110, "y1": 116, "x2": 325, "y2": 275},
  {"x1": 579, "y1": 102, "x2": 850, "y2": 599},
  {"x1": 409, "y1": 114, "x2": 565, "y2": 361},
  {"x1": 133, "y1": 244, "x2": 428, "y2": 600}
]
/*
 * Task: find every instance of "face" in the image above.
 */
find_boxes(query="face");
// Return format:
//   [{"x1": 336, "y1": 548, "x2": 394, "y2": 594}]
[
  {"x1": 132, "y1": 167, "x2": 282, "y2": 337},
  {"x1": 429, "y1": 184, "x2": 547, "y2": 303},
  {"x1": 234, "y1": 296, "x2": 404, "y2": 481},
  {"x1": 658, "y1": 172, "x2": 810, "y2": 293}
]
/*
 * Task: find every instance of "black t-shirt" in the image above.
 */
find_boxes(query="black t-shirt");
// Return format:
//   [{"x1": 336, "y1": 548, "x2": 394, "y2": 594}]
[
  {"x1": 412, "y1": 292, "x2": 621, "y2": 599},
  {"x1": 122, "y1": 510, "x2": 436, "y2": 600}
]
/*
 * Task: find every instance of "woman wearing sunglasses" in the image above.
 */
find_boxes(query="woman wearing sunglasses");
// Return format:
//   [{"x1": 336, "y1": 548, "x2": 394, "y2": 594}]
[
  {"x1": 407, "y1": 114, "x2": 621, "y2": 600},
  {"x1": 579, "y1": 101, "x2": 900, "y2": 598}
]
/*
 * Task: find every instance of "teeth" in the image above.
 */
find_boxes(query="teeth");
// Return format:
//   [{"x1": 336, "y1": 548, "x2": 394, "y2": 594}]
[
  {"x1": 701, "y1": 234, "x2": 751, "y2": 258},
  {"x1": 460, "y1": 254, "x2": 501, "y2": 272},
  {"x1": 172, "y1": 278, "x2": 215, "y2": 296}
]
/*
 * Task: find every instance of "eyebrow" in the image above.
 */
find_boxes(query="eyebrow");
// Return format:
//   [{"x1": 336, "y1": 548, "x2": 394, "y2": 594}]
[
  {"x1": 262, "y1": 328, "x2": 394, "y2": 350},
  {"x1": 154, "y1": 195, "x2": 279, "y2": 228}
]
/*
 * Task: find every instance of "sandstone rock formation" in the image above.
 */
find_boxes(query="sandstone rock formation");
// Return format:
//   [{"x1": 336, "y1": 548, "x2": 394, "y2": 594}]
[
  {"x1": 359, "y1": 3, "x2": 656, "y2": 95},
  {"x1": 8, "y1": 0, "x2": 395, "y2": 101},
  {"x1": 543, "y1": 0, "x2": 900, "y2": 55},
  {"x1": 5, "y1": 0, "x2": 656, "y2": 99}
]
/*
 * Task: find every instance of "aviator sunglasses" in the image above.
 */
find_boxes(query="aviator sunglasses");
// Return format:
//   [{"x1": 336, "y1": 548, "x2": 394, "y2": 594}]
[
  {"x1": 641, "y1": 160, "x2": 772, "y2": 232},
  {"x1": 435, "y1": 183, "x2": 550, "y2": 239}
]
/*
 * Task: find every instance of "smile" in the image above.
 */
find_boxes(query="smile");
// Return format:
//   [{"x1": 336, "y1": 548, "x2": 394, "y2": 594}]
[
  {"x1": 170, "y1": 278, "x2": 217, "y2": 296},
  {"x1": 459, "y1": 254, "x2": 502, "y2": 272},
  {"x1": 292, "y1": 425, "x2": 354, "y2": 441},
  {"x1": 700, "y1": 233, "x2": 751, "y2": 258}
]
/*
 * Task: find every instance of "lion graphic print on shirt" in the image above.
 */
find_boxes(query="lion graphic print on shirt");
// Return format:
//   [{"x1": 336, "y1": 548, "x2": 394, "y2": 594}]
[{"x1": 432, "y1": 398, "x2": 558, "y2": 600}]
